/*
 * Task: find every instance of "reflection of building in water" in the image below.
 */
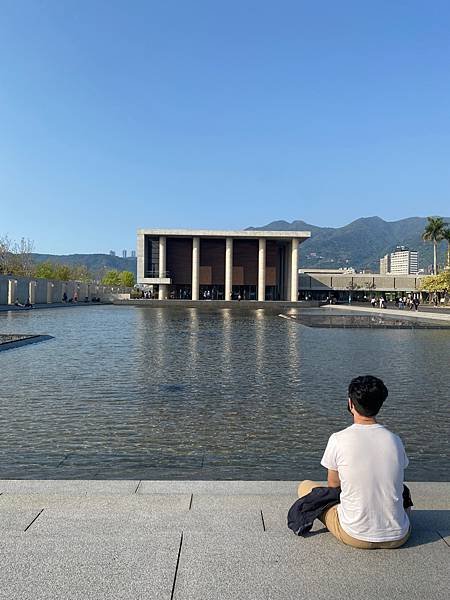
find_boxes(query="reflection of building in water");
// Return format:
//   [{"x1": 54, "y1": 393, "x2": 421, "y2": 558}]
[
  {"x1": 291, "y1": 313, "x2": 448, "y2": 329},
  {"x1": 285, "y1": 312, "x2": 300, "y2": 382},
  {"x1": 135, "y1": 307, "x2": 167, "y2": 378},
  {"x1": 221, "y1": 308, "x2": 232, "y2": 369},
  {"x1": 254, "y1": 309, "x2": 266, "y2": 379},
  {"x1": 137, "y1": 228, "x2": 310, "y2": 301},
  {"x1": 188, "y1": 308, "x2": 199, "y2": 373}
]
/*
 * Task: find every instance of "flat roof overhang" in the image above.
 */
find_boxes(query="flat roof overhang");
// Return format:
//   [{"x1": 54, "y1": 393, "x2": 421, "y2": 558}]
[{"x1": 137, "y1": 228, "x2": 311, "y2": 241}]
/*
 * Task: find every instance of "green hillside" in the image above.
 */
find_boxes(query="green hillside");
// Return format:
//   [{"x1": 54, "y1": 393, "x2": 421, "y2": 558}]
[
  {"x1": 31, "y1": 253, "x2": 137, "y2": 277},
  {"x1": 249, "y1": 216, "x2": 450, "y2": 271}
]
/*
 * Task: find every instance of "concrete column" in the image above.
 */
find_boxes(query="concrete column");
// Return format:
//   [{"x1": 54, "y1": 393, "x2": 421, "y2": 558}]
[
  {"x1": 285, "y1": 245, "x2": 291, "y2": 301},
  {"x1": 158, "y1": 236, "x2": 167, "y2": 300},
  {"x1": 29, "y1": 281, "x2": 36, "y2": 304},
  {"x1": 225, "y1": 237, "x2": 233, "y2": 301},
  {"x1": 47, "y1": 282, "x2": 54, "y2": 304},
  {"x1": 290, "y1": 239, "x2": 299, "y2": 302},
  {"x1": 137, "y1": 233, "x2": 145, "y2": 282},
  {"x1": 258, "y1": 238, "x2": 266, "y2": 302},
  {"x1": 192, "y1": 237, "x2": 200, "y2": 300},
  {"x1": 7, "y1": 279, "x2": 17, "y2": 305}
]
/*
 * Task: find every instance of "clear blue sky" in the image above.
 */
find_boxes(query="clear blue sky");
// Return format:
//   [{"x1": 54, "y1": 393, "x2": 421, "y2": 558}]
[{"x1": 1, "y1": 1, "x2": 450, "y2": 254}]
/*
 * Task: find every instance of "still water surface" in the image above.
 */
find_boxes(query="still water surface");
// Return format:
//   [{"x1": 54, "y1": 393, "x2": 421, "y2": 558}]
[{"x1": 1, "y1": 305, "x2": 449, "y2": 480}]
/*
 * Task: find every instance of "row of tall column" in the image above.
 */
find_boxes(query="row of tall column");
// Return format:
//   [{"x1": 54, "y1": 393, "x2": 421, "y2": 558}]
[{"x1": 157, "y1": 236, "x2": 299, "y2": 301}]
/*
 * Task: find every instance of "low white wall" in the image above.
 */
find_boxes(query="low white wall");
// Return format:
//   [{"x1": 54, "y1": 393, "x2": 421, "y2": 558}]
[{"x1": 0, "y1": 275, "x2": 131, "y2": 305}]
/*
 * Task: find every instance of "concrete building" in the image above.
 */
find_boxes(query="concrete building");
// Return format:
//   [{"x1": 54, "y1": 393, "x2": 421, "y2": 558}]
[
  {"x1": 380, "y1": 254, "x2": 390, "y2": 275},
  {"x1": 380, "y1": 247, "x2": 418, "y2": 276},
  {"x1": 298, "y1": 267, "x2": 356, "y2": 275},
  {"x1": 298, "y1": 271, "x2": 424, "y2": 302},
  {"x1": 131, "y1": 250, "x2": 136, "y2": 258},
  {"x1": 137, "y1": 229, "x2": 311, "y2": 301},
  {"x1": 390, "y1": 246, "x2": 418, "y2": 275},
  {"x1": 122, "y1": 249, "x2": 127, "y2": 258}
]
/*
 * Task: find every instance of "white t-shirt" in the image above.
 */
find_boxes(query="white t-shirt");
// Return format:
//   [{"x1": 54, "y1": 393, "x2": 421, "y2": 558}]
[{"x1": 321, "y1": 423, "x2": 410, "y2": 542}]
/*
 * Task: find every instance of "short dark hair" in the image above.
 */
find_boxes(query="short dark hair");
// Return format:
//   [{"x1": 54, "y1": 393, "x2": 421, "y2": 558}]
[{"x1": 348, "y1": 375, "x2": 388, "y2": 417}]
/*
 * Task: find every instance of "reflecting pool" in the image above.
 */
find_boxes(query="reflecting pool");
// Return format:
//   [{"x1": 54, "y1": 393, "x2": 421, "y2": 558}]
[{"x1": 1, "y1": 305, "x2": 449, "y2": 480}]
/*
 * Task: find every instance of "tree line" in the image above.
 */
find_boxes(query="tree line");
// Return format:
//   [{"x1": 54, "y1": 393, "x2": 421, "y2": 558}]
[
  {"x1": 0, "y1": 235, "x2": 135, "y2": 287},
  {"x1": 420, "y1": 216, "x2": 450, "y2": 294},
  {"x1": 421, "y1": 216, "x2": 450, "y2": 274}
]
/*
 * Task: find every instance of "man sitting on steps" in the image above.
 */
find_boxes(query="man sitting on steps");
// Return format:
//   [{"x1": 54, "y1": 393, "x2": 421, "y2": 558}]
[{"x1": 298, "y1": 375, "x2": 411, "y2": 549}]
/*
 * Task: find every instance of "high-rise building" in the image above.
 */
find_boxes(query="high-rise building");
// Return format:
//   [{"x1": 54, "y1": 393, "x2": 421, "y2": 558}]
[
  {"x1": 131, "y1": 250, "x2": 136, "y2": 258},
  {"x1": 380, "y1": 246, "x2": 418, "y2": 275},
  {"x1": 122, "y1": 249, "x2": 127, "y2": 258},
  {"x1": 380, "y1": 254, "x2": 390, "y2": 275},
  {"x1": 390, "y1": 246, "x2": 418, "y2": 275}
]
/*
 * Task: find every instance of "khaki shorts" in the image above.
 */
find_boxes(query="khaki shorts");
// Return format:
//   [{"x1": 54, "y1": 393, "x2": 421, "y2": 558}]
[{"x1": 298, "y1": 480, "x2": 411, "y2": 549}]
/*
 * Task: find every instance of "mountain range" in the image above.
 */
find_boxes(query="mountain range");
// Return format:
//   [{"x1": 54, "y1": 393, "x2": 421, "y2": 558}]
[
  {"x1": 30, "y1": 253, "x2": 137, "y2": 277},
  {"x1": 248, "y1": 216, "x2": 449, "y2": 271},
  {"x1": 31, "y1": 216, "x2": 449, "y2": 275}
]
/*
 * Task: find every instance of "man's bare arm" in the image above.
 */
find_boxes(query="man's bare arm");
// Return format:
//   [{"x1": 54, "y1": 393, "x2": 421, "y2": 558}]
[{"x1": 327, "y1": 469, "x2": 341, "y2": 488}]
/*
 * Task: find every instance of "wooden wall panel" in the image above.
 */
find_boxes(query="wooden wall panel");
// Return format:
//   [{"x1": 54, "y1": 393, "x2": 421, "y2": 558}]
[
  {"x1": 200, "y1": 239, "x2": 225, "y2": 285},
  {"x1": 166, "y1": 237, "x2": 284, "y2": 288},
  {"x1": 166, "y1": 238, "x2": 192, "y2": 285},
  {"x1": 266, "y1": 267, "x2": 276, "y2": 286},
  {"x1": 266, "y1": 241, "x2": 278, "y2": 286},
  {"x1": 233, "y1": 266, "x2": 244, "y2": 285},
  {"x1": 233, "y1": 240, "x2": 258, "y2": 285},
  {"x1": 199, "y1": 266, "x2": 212, "y2": 285}
]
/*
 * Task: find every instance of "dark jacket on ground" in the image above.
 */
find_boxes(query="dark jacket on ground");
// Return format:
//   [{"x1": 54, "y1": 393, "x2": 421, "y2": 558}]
[
  {"x1": 288, "y1": 486, "x2": 341, "y2": 536},
  {"x1": 288, "y1": 485, "x2": 413, "y2": 536}
]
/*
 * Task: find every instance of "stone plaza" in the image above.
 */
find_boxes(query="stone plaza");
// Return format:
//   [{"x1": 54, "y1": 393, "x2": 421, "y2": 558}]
[{"x1": 1, "y1": 479, "x2": 449, "y2": 599}]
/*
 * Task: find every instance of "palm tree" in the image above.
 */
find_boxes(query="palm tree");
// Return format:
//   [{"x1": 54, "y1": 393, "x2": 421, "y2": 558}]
[
  {"x1": 442, "y1": 228, "x2": 450, "y2": 271},
  {"x1": 422, "y1": 216, "x2": 447, "y2": 274}
]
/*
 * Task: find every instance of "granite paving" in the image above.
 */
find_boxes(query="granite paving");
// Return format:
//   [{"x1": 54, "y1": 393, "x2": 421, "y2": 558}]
[{"x1": 0, "y1": 480, "x2": 448, "y2": 599}]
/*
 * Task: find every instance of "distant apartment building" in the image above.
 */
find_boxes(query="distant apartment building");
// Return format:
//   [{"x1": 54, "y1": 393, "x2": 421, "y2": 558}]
[
  {"x1": 391, "y1": 247, "x2": 418, "y2": 274},
  {"x1": 379, "y1": 247, "x2": 418, "y2": 275},
  {"x1": 122, "y1": 249, "x2": 127, "y2": 258},
  {"x1": 380, "y1": 254, "x2": 390, "y2": 275},
  {"x1": 131, "y1": 250, "x2": 136, "y2": 258}
]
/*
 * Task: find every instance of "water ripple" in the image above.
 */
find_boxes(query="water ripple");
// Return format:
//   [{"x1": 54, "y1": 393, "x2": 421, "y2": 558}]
[{"x1": 0, "y1": 305, "x2": 449, "y2": 480}]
